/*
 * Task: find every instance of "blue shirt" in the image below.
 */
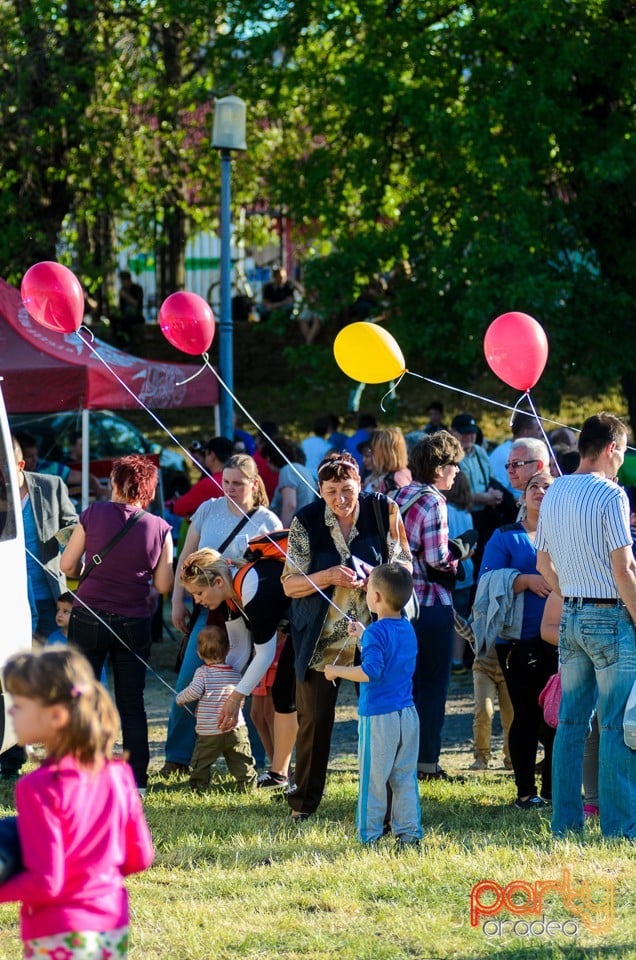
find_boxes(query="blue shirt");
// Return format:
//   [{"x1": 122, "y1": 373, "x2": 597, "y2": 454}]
[
  {"x1": 22, "y1": 499, "x2": 51, "y2": 601},
  {"x1": 358, "y1": 617, "x2": 417, "y2": 717},
  {"x1": 479, "y1": 523, "x2": 545, "y2": 640}
]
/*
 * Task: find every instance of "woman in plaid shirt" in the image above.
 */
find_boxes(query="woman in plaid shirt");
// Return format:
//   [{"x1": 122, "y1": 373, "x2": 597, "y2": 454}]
[{"x1": 395, "y1": 431, "x2": 467, "y2": 782}]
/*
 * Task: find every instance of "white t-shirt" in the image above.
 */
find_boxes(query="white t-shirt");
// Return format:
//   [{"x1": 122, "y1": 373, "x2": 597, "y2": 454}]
[
  {"x1": 536, "y1": 473, "x2": 632, "y2": 598},
  {"x1": 191, "y1": 498, "x2": 282, "y2": 561}
]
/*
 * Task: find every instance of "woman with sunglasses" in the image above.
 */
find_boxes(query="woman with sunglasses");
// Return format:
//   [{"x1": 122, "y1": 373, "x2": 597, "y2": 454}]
[
  {"x1": 162, "y1": 454, "x2": 282, "y2": 776},
  {"x1": 394, "y1": 431, "x2": 470, "y2": 782},
  {"x1": 282, "y1": 451, "x2": 412, "y2": 820}
]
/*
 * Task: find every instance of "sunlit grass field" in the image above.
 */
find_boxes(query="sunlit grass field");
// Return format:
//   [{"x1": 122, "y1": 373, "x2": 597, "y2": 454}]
[{"x1": 1, "y1": 649, "x2": 634, "y2": 960}]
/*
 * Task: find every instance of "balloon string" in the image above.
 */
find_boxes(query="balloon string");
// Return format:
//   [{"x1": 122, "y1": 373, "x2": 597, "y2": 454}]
[
  {"x1": 74, "y1": 330, "x2": 223, "y2": 495},
  {"x1": 202, "y1": 358, "x2": 319, "y2": 499},
  {"x1": 525, "y1": 390, "x2": 562, "y2": 477},
  {"x1": 405, "y1": 371, "x2": 582, "y2": 437},
  {"x1": 380, "y1": 371, "x2": 407, "y2": 412},
  {"x1": 175, "y1": 358, "x2": 208, "y2": 386},
  {"x1": 73, "y1": 332, "x2": 352, "y2": 621},
  {"x1": 26, "y1": 545, "x2": 194, "y2": 716},
  {"x1": 509, "y1": 392, "x2": 530, "y2": 427}
]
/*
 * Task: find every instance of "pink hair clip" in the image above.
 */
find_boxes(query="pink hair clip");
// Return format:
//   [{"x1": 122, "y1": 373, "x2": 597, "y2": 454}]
[{"x1": 70, "y1": 684, "x2": 88, "y2": 698}]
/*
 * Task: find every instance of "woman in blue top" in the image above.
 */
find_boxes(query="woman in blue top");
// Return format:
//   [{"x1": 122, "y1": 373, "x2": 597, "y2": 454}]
[{"x1": 479, "y1": 471, "x2": 558, "y2": 809}]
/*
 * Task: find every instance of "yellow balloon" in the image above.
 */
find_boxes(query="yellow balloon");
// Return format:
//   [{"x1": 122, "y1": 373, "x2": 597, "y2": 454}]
[{"x1": 333, "y1": 322, "x2": 406, "y2": 384}]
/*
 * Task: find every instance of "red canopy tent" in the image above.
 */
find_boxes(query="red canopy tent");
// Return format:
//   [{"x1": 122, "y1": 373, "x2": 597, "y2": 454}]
[
  {"x1": 0, "y1": 278, "x2": 219, "y2": 505},
  {"x1": 0, "y1": 278, "x2": 218, "y2": 412}
]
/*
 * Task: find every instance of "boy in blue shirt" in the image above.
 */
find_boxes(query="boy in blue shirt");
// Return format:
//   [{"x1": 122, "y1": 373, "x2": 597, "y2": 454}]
[{"x1": 325, "y1": 563, "x2": 421, "y2": 847}]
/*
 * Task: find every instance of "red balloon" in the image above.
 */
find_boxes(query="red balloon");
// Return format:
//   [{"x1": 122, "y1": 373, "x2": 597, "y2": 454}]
[
  {"x1": 159, "y1": 292, "x2": 215, "y2": 355},
  {"x1": 20, "y1": 261, "x2": 84, "y2": 334},
  {"x1": 484, "y1": 312, "x2": 548, "y2": 391}
]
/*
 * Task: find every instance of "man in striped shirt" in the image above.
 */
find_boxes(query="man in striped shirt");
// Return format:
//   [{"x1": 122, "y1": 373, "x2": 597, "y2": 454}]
[{"x1": 536, "y1": 413, "x2": 636, "y2": 839}]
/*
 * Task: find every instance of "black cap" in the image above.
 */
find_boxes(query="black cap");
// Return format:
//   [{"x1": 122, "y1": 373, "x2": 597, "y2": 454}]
[{"x1": 451, "y1": 413, "x2": 478, "y2": 434}]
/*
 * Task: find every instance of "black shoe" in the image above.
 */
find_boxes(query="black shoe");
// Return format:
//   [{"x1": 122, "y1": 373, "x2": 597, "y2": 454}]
[
  {"x1": 417, "y1": 768, "x2": 464, "y2": 783},
  {"x1": 290, "y1": 811, "x2": 310, "y2": 822},
  {"x1": 514, "y1": 795, "x2": 549, "y2": 810},
  {"x1": 257, "y1": 770, "x2": 289, "y2": 789},
  {"x1": 158, "y1": 762, "x2": 189, "y2": 777}
]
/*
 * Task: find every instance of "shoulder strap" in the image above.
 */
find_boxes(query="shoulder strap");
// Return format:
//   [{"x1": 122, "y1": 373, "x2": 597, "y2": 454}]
[
  {"x1": 398, "y1": 484, "x2": 437, "y2": 518},
  {"x1": 370, "y1": 496, "x2": 391, "y2": 563},
  {"x1": 80, "y1": 509, "x2": 145, "y2": 583},
  {"x1": 217, "y1": 509, "x2": 256, "y2": 555}
]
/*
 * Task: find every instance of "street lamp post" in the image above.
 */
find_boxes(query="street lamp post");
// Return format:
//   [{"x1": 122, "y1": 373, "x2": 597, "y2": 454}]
[{"x1": 211, "y1": 95, "x2": 247, "y2": 441}]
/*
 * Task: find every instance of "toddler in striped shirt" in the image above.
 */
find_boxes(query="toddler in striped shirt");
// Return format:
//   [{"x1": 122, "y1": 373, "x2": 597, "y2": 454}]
[{"x1": 176, "y1": 626, "x2": 257, "y2": 791}]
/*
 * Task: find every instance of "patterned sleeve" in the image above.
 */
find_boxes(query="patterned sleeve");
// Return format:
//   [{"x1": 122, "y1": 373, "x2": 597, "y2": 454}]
[
  {"x1": 281, "y1": 515, "x2": 312, "y2": 581},
  {"x1": 386, "y1": 499, "x2": 413, "y2": 567}
]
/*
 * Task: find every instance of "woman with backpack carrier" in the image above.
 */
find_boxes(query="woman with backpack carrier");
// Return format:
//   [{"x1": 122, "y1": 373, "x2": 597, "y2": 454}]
[
  {"x1": 176, "y1": 543, "x2": 290, "y2": 745},
  {"x1": 60, "y1": 455, "x2": 174, "y2": 792},
  {"x1": 161, "y1": 454, "x2": 281, "y2": 776}
]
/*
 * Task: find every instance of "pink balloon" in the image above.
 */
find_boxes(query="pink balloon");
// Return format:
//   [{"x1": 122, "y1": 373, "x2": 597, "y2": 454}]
[
  {"x1": 159, "y1": 292, "x2": 215, "y2": 355},
  {"x1": 21, "y1": 262, "x2": 84, "y2": 334},
  {"x1": 484, "y1": 311, "x2": 548, "y2": 391}
]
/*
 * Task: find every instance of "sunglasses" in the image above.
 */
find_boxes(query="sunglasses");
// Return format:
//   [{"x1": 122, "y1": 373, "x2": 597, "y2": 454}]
[{"x1": 505, "y1": 458, "x2": 539, "y2": 470}]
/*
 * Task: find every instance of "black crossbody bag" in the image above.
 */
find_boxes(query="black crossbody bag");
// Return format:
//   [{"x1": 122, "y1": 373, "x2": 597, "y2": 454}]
[{"x1": 79, "y1": 510, "x2": 145, "y2": 583}]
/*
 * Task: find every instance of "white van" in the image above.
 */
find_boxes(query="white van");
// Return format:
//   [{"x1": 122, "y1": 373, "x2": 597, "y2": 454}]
[{"x1": 0, "y1": 380, "x2": 32, "y2": 753}]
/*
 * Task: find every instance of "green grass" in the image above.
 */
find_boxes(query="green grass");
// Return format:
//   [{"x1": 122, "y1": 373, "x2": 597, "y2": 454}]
[
  {"x1": 1, "y1": 642, "x2": 633, "y2": 960},
  {"x1": 1, "y1": 770, "x2": 634, "y2": 958}
]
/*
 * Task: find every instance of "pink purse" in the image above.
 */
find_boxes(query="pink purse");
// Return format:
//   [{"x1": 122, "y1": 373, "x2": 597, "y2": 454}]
[{"x1": 538, "y1": 672, "x2": 562, "y2": 728}]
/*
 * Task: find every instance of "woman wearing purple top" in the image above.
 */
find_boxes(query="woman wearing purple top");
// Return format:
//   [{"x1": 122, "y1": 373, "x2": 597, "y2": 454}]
[{"x1": 61, "y1": 455, "x2": 174, "y2": 789}]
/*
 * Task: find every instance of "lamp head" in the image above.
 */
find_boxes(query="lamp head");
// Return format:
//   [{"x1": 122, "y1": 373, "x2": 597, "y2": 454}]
[{"x1": 211, "y1": 96, "x2": 247, "y2": 151}]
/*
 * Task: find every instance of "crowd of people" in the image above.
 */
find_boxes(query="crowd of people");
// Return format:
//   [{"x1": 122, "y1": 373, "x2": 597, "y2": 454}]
[{"x1": 1, "y1": 404, "x2": 635, "y2": 957}]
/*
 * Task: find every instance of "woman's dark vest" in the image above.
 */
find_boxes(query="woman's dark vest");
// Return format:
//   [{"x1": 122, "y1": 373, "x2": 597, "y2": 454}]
[{"x1": 289, "y1": 492, "x2": 390, "y2": 680}]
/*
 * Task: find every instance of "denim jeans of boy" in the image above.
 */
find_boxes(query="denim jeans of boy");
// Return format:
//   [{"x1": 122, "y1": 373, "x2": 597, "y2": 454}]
[{"x1": 552, "y1": 602, "x2": 636, "y2": 839}]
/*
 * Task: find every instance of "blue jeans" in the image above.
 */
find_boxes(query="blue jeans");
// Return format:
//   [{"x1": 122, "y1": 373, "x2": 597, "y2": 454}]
[
  {"x1": 552, "y1": 602, "x2": 636, "y2": 838},
  {"x1": 165, "y1": 612, "x2": 206, "y2": 765},
  {"x1": 68, "y1": 607, "x2": 152, "y2": 788},
  {"x1": 413, "y1": 602, "x2": 454, "y2": 767}
]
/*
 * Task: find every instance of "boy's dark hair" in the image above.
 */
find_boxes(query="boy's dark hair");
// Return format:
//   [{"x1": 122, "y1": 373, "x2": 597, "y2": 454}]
[
  {"x1": 57, "y1": 592, "x2": 74, "y2": 606},
  {"x1": 428, "y1": 401, "x2": 443, "y2": 414},
  {"x1": 578, "y1": 413, "x2": 627, "y2": 460},
  {"x1": 369, "y1": 563, "x2": 413, "y2": 612},
  {"x1": 197, "y1": 625, "x2": 229, "y2": 662}
]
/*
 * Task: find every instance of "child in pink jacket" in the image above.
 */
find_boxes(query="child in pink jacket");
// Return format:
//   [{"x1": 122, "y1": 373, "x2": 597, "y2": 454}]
[{"x1": 0, "y1": 645, "x2": 154, "y2": 959}]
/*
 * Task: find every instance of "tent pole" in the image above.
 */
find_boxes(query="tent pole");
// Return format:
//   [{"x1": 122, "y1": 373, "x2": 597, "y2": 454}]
[{"x1": 81, "y1": 409, "x2": 90, "y2": 511}]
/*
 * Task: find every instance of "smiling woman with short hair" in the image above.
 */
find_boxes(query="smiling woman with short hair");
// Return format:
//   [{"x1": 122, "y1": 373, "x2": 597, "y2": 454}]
[{"x1": 281, "y1": 450, "x2": 412, "y2": 821}]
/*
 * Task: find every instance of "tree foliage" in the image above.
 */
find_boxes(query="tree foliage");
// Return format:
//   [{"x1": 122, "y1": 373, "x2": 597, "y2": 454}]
[{"x1": 0, "y1": 0, "x2": 634, "y2": 412}]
